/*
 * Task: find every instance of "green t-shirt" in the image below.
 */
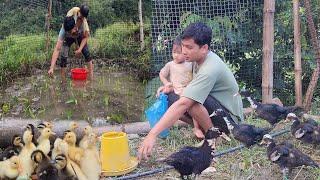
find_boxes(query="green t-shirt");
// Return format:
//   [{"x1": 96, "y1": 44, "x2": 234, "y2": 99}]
[{"x1": 182, "y1": 51, "x2": 244, "y2": 122}]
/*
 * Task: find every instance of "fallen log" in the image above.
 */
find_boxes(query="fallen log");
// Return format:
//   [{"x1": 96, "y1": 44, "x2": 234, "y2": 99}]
[{"x1": 0, "y1": 118, "x2": 188, "y2": 149}]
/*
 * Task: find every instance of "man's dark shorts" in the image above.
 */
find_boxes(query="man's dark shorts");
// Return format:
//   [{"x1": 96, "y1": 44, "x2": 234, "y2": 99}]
[
  {"x1": 167, "y1": 91, "x2": 238, "y2": 129},
  {"x1": 59, "y1": 36, "x2": 92, "y2": 68}
]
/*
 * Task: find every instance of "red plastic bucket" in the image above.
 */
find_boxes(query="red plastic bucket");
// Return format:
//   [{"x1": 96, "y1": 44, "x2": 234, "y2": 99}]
[{"x1": 71, "y1": 68, "x2": 88, "y2": 80}]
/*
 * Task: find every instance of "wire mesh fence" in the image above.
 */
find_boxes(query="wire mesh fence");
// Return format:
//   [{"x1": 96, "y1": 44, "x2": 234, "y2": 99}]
[{"x1": 147, "y1": 0, "x2": 320, "y2": 107}]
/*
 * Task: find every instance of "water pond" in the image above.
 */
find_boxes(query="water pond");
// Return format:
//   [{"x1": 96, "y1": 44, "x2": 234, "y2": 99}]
[{"x1": 0, "y1": 67, "x2": 146, "y2": 125}]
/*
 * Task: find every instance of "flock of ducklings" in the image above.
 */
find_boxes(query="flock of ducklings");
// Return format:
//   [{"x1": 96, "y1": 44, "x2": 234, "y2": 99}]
[{"x1": 0, "y1": 121, "x2": 101, "y2": 180}]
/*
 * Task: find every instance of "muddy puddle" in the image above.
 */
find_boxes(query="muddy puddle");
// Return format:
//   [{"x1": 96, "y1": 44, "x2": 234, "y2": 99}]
[{"x1": 0, "y1": 67, "x2": 145, "y2": 124}]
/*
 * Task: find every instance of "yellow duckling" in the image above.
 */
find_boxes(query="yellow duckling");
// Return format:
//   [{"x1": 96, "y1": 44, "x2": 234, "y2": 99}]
[
  {"x1": 37, "y1": 121, "x2": 54, "y2": 131},
  {"x1": 58, "y1": 142, "x2": 88, "y2": 180},
  {"x1": 79, "y1": 125, "x2": 93, "y2": 149},
  {"x1": 63, "y1": 130, "x2": 77, "y2": 147},
  {"x1": 0, "y1": 155, "x2": 22, "y2": 179},
  {"x1": 26, "y1": 123, "x2": 38, "y2": 146},
  {"x1": 69, "y1": 121, "x2": 79, "y2": 132},
  {"x1": 51, "y1": 138, "x2": 68, "y2": 160},
  {"x1": 63, "y1": 131, "x2": 84, "y2": 164},
  {"x1": 19, "y1": 130, "x2": 36, "y2": 178},
  {"x1": 37, "y1": 127, "x2": 56, "y2": 156},
  {"x1": 80, "y1": 132, "x2": 101, "y2": 180}
]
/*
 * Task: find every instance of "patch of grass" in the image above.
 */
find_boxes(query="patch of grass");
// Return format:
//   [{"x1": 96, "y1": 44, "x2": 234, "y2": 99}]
[
  {"x1": 0, "y1": 34, "x2": 54, "y2": 83},
  {"x1": 93, "y1": 22, "x2": 140, "y2": 58}
]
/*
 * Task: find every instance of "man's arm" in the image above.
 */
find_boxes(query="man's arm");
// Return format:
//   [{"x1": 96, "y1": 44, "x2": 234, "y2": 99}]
[
  {"x1": 138, "y1": 96, "x2": 195, "y2": 160},
  {"x1": 48, "y1": 39, "x2": 63, "y2": 75},
  {"x1": 77, "y1": 31, "x2": 89, "y2": 52}
]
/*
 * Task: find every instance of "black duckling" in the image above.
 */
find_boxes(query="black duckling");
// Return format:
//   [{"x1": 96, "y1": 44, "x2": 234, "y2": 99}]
[
  {"x1": 54, "y1": 154, "x2": 78, "y2": 180},
  {"x1": 31, "y1": 149, "x2": 59, "y2": 180},
  {"x1": 286, "y1": 113, "x2": 320, "y2": 146},
  {"x1": 212, "y1": 109, "x2": 271, "y2": 147},
  {"x1": 0, "y1": 135, "x2": 23, "y2": 161},
  {"x1": 240, "y1": 91, "x2": 303, "y2": 126},
  {"x1": 165, "y1": 127, "x2": 222, "y2": 179},
  {"x1": 26, "y1": 123, "x2": 38, "y2": 146},
  {"x1": 260, "y1": 134, "x2": 319, "y2": 179}
]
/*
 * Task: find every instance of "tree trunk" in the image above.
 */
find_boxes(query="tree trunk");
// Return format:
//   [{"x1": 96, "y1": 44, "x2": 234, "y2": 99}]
[
  {"x1": 303, "y1": 0, "x2": 320, "y2": 111},
  {"x1": 262, "y1": 0, "x2": 275, "y2": 103},
  {"x1": 293, "y1": 0, "x2": 303, "y2": 106},
  {"x1": 138, "y1": 0, "x2": 145, "y2": 51}
]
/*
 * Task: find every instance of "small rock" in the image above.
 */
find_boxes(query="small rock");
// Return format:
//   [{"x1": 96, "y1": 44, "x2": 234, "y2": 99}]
[
  {"x1": 13, "y1": 85, "x2": 19, "y2": 90},
  {"x1": 272, "y1": 97, "x2": 283, "y2": 107},
  {"x1": 127, "y1": 134, "x2": 140, "y2": 140},
  {"x1": 156, "y1": 157, "x2": 166, "y2": 162},
  {"x1": 202, "y1": 166, "x2": 216, "y2": 174},
  {"x1": 92, "y1": 118, "x2": 109, "y2": 127},
  {"x1": 32, "y1": 97, "x2": 40, "y2": 102}
]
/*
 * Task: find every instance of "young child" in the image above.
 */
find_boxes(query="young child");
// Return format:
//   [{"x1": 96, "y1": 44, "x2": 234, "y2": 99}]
[
  {"x1": 156, "y1": 36, "x2": 192, "y2": 96},
  {"x1": 156, "y1": 36, "x2": 204, "y2": 139}
]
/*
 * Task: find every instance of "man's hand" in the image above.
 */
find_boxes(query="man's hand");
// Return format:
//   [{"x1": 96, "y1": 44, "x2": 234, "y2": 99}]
[
  {"x1": 137, "y1": 134, "x2": 157, "y2": 161},
  {"x1": 75, "y1": 49, "x2": 82, "y2": 57},
  {"x1": 164, "y1": 82, "x2": 172, "y2": 89},
  {"x1": 156, "y1": 86, "x2": 164, "y2": 97},
  {"x1": 48, "y1": 68, "x2": 54, "y2": 77}
]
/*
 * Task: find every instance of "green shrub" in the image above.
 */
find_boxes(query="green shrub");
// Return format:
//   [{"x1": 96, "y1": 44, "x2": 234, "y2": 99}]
[
  {"x1": 93, "y1": 22, "x2": 140, "y2": 58},
  {"x1": 90, "y1": 22, "x2": 151, "y2": 80},
  {"x1": 0, "y1": 34, "x2": 54, "y2": 82}
]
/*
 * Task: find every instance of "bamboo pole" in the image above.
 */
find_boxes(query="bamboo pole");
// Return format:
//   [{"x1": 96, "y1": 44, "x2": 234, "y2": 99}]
[
  {"x1": 138, "y1": 0, "x2": 145, "y2": 51},
  {"x1": 262, "y1": 0, "x2": 275, "y2": 103},
  {"x1": 293, "y1": 0, "x2": 303, "y2": 106},
  {"x1": 303, "y1": 0, "x2": 320, "y2": 111},
  {"x1": 45, "y1": 0, "x2": 52, "y2": 54}
]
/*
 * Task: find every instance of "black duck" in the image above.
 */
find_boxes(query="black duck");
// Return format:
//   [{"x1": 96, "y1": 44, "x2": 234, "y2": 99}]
[
  {"x1": 212, "y1": 109, "x2": 271, "y2": 147},
  {"x1": 165, "y1": 127, "x2": 222, "y2": 179},
  {"x1": 240, "y1": 91, "x2": 303, "y2": 125},
  {"x1": 260, "y1": 134, "x2": 319, "y2": 179}
]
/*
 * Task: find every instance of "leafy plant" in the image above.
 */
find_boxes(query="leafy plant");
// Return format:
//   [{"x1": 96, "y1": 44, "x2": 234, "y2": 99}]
[
  {"x1": 1, "y1": 103, "x2": 10, "y2": 114},
  {"x1": 109, "y1": 113, "x2": 124, "y2": 124},
  {"x1": 103, "y1": 94, "x2": 109, "y2": 106},
  {"x1": 65, "y1": 110, "x2": 73, "y2": 120},
  {"x1": 65, "y1": 97, "x2": 78, "y2": 105}
]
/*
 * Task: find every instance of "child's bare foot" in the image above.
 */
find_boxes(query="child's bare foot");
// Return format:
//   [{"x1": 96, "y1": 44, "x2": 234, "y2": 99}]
[{"x1": 193, "y1": 128, "x2": 205, "y2": 139}]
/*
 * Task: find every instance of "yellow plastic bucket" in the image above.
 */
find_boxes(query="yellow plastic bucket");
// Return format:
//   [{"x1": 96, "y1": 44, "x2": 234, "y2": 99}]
[{"x1": 100, "y1": 132, "x2": 138, "y2": 176}]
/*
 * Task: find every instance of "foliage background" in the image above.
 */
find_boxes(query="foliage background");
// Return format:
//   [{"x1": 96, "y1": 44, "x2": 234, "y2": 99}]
[{"x1": 0, "y1": 0, "x2": 320, "y2": 105}]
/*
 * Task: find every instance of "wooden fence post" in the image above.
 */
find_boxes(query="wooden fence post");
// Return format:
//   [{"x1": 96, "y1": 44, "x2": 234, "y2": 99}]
[
  {"x1": 139, "y1": 0, "x2": 145, "y2": 51},
  {"x1": 293, "y1": 0, "x2": 303, "y2": 106},
  {"x1": 262, "y1": 0, "x2": 275, "y2": 103}
]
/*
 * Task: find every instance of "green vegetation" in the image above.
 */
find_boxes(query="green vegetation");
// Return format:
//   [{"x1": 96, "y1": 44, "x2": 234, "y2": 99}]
[
  {"x1": 94, "y1": 22, "x2": 140, "y2": 58},
  {"x1": 1, "y1": 0, "x2": 320, "y2": 103},
  {"x1": 0, "y1": 34, "x2": 54, "y2": 82}
]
